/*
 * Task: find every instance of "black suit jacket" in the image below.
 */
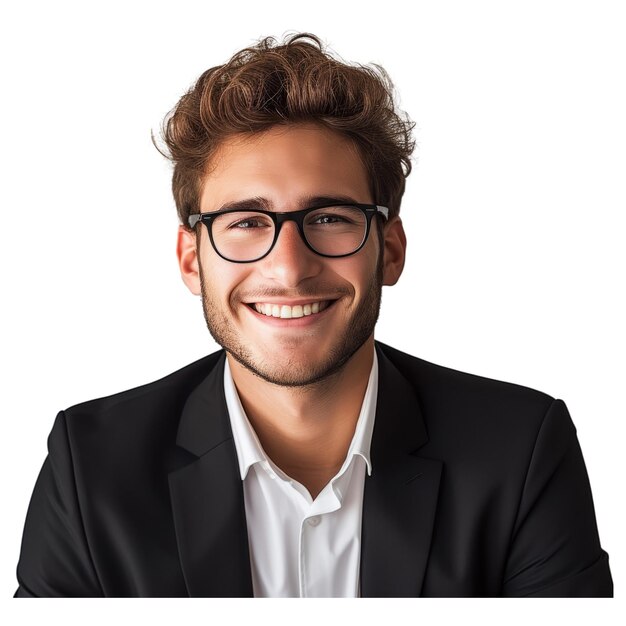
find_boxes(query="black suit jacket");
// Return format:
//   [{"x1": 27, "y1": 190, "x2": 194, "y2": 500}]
[{"x1": 15, "y1": 342, "x2": 613, "y2": 597}]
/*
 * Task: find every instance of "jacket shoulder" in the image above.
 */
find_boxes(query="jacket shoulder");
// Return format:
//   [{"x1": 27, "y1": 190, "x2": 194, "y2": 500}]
[
  {"x1": 62, "y1": 350, "x2": 224, "y2": 431},
  {"x1": 375, "y1": 341, "x2": 556, "y2": 438},
  {"x1": 377, "y1": 341, "x2": 554, "y2": 404}
]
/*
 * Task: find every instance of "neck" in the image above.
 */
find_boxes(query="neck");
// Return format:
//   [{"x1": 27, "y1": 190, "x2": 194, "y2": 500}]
[{"x1": 227, "y1": 337, "x2": 375, "y2": 499}]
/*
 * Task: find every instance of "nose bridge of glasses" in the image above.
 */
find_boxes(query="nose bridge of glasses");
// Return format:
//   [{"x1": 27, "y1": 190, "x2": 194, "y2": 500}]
[{"x1": 273, "y1": 211, "x2": 308, "y2": 250}]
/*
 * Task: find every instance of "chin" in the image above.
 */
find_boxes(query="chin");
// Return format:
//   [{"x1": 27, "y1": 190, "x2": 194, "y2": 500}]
[{"x1": 229, "y1": 340, "x2": 364, "y2": 388}]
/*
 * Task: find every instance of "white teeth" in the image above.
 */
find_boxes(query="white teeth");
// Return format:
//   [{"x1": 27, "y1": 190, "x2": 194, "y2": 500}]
[{"x1": 252, "y1": 301, "x2": 330, "y2": 319}]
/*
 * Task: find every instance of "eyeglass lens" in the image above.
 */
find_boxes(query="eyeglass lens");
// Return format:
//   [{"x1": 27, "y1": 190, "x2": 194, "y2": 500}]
[{"x1": 211, "y1": 205, "x2": 368, "y2": 261}]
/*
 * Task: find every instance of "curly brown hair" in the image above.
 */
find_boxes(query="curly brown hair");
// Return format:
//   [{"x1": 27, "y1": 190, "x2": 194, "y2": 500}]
[{"x1": 157, "y1": 33, "x2": 415, "y2": 227}]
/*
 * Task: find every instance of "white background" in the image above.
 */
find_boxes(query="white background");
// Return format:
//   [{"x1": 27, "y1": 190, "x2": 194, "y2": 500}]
[{"x1": 1, "y1": 0, "x2": 624, "y2": 622}]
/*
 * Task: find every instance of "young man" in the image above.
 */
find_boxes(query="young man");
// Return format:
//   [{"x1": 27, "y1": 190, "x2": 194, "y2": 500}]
[{"x1": 15, "y1": 34, "x2": 612, "y2": 597}]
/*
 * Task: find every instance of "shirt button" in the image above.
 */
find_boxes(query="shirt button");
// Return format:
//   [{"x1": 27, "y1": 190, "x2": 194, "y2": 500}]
[{"x1": 307, "y1": 516, "x2": 321, "y2": 527}]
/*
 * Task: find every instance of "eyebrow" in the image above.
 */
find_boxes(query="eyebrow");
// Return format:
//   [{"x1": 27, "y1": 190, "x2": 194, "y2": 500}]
[{"x1": 213, "y1": 194, "x2": 363, "y2": 213}]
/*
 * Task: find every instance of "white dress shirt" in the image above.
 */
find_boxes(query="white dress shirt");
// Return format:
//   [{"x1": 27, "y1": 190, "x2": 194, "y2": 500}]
[{"x1": 223, "y1": 352, "x2": 378, "y2": 597}]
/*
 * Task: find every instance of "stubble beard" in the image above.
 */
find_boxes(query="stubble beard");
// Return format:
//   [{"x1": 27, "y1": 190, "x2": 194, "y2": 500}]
[{"x1": 198, "y1": 253, "x2": 383, "y2": 388}]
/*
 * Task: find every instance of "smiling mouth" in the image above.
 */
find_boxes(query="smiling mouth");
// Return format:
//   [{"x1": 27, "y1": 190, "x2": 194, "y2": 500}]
[{"x1": 247, "y1": 300, "x2": 335, "y2": 319}]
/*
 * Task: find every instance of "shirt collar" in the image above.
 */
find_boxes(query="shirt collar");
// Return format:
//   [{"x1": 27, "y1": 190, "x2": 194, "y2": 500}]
[{"x1": 223, "y1": 350, "x2": 378, "y2": 481}]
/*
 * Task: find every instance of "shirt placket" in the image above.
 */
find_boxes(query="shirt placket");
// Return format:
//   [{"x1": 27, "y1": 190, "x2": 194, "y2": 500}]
[{"x1": 297, "y1": 475, "x2": 345, "y2": 597}]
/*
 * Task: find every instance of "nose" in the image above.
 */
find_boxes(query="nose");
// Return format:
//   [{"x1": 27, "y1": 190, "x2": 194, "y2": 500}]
[{"x1": 260, "y1": 220, "x2": 323, "y2": 288}]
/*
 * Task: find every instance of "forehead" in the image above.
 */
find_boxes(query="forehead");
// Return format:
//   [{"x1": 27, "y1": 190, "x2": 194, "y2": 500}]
[{"x1": 200, "y1": 123, "x2": 372, "y2": 210}]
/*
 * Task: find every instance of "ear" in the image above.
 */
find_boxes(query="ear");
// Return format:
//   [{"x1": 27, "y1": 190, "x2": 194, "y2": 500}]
[
  {"x1": 382, "y1": 216, "x2": 407, "y2": 286},
  {"x1": 176, "y1": 225, "x2": 202, "y2": 295}
]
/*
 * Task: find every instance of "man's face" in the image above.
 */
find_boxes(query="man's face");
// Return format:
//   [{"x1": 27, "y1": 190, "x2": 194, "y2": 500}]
[{"x1": 179, "y1": 123, "x2": 404, "y2": 387}]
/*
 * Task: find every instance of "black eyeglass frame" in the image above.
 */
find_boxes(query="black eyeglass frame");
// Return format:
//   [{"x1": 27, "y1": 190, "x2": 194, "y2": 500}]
[{"x1": 187, "y1": 203, "x2": 389, "y2": 263}]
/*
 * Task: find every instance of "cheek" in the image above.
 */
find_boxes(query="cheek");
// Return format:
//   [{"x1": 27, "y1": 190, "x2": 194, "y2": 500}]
[
  {"x1": 331, "y1": 252, "x2": 379, "y2": 300},
  {"x1": 200, "y1": 255, "x2": 249, "y2": 305},
  {"x1": 220, "y1": 270, "x2": 249, "y2": 306}
]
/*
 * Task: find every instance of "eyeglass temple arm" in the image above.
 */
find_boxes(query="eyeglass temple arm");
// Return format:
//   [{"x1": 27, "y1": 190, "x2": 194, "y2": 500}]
[
  {"x1": 376, "y1": 206, "x2": 389, "y2": 220},
  {"x1": 188, "y1": 214, "x2": 201, "y2": 228}
]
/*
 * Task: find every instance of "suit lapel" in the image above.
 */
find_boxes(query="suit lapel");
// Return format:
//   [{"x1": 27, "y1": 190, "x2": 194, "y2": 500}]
[
  {"x1": 168, "y1": 352, "x2": 253, "y2": 597},
  {"x1": 360, "y1": 344, "x2": 442, "y2": 597}
]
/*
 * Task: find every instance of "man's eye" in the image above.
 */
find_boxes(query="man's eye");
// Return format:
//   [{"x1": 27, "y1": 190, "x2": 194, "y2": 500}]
[
  {"x1": 233, "y1": 220, "x2": 258, "y2": 228},
  {"x1": 230, "y1": 218, "x2": 270, "y2": 229},
  {"x1": 311, "y1": 214, "x2": 349, "y2": 225}
]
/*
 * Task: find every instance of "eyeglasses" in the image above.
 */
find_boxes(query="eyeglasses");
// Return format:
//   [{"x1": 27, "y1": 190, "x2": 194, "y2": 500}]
[{"x1": 188, "y1": 203, "x2": 389, "y2": 263}]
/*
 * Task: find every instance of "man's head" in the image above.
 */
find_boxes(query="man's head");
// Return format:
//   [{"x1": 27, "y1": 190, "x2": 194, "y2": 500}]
[
  {"x1": 161, "y1": 34, "x2": 414, "y2": 386},
  {"x1": 160, "y1": 33, "x2": 414, "y2": 227}
]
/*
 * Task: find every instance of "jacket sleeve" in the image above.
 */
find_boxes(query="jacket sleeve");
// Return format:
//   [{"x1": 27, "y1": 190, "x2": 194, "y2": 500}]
[
  {"x1": 502, "y1": 399, "x2": 613, "y2": 597},
  {"x1": 14, "y1": 411, "x2": 103, "y2": 597}
]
